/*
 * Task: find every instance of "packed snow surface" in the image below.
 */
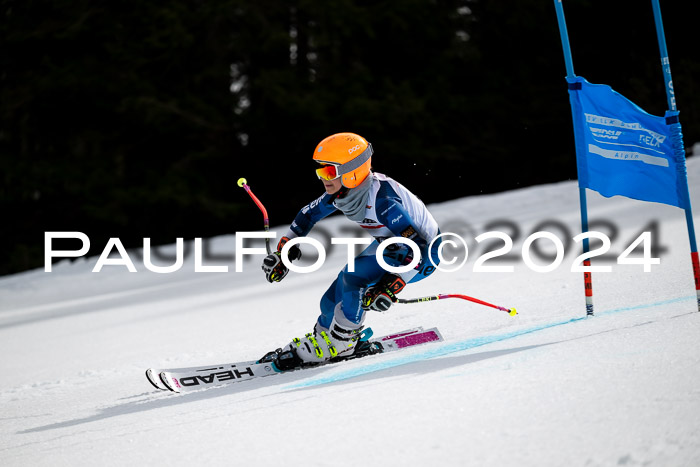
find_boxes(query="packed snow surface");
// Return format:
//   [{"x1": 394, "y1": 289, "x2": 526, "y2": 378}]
[{"x1": 2, "y1": 157, "x2": 700, "y2": 466}]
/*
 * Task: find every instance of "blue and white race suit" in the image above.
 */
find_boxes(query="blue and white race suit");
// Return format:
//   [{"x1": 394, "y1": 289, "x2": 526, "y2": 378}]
[{"x1": 284, "y1": 173, "x2": 441, "y2": 330}]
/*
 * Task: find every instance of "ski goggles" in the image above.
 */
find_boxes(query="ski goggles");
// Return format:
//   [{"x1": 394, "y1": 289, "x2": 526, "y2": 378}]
[
  {"x1": 315, "y1": 163, "x2": 341, "y2": 181},
  {"x1": 315, "y1": 144, "x2": 373, "y2": 181}
]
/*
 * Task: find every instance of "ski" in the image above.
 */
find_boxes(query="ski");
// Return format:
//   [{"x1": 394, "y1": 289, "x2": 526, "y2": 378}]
[
  {"x1": 145, "y1": 327, "x2": 424, "y2": 391},
  {"x1": 145, "y1": 360, "x2": 258, "y2": 391},
  {"x1": 149, "y1": 326, "x2": 442, "y2": 394}
]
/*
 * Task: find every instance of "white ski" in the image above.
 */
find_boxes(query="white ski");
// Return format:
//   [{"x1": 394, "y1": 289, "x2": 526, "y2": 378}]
[{"x1": 149, "y1": 326, "x2": 442, "y2": 394}]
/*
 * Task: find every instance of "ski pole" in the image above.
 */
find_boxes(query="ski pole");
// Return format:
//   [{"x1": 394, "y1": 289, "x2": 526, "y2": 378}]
[
  {"x1": 237, "y1": 178, "x2": 272, "y2": 255},
  {"x1": 397, "y1": 293, "x2": 517, "y2": 316}
]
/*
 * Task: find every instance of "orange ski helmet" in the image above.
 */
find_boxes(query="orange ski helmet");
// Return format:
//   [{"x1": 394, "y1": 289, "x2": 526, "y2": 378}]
[{"x1": 313, "y1": 133, "x2": 373, "y2": 189}]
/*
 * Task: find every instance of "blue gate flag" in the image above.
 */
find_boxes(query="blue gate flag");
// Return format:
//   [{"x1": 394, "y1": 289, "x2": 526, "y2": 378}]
[{"x1": 567, "y1": 76, "x2": 689, "y2": 209}]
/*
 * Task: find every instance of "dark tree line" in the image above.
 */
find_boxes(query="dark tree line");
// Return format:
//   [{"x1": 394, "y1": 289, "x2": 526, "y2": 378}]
[{"x1": 1, "y1": 0, "x2": 697, "y2": 275}]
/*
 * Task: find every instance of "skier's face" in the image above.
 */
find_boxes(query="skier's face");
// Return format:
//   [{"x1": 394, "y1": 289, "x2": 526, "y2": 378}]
[{"x1": 322, "y1": 177, "x2": 343, "y2": 194}]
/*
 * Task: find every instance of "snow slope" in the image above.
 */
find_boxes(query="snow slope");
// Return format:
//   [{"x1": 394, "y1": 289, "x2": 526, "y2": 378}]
[{"x1": 1, "y1": 156, "x2": 700, "y2": 467}]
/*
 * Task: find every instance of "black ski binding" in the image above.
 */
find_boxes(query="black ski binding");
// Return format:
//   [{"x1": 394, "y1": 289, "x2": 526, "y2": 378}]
[{"x1": 257, "y1": 338, "x2": 385, "y2": 373}]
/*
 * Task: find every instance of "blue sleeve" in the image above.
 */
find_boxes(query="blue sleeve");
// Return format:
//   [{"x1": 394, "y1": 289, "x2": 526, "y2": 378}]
[
  {"x1": 375, "y1": 184, "x2": 428, "y2": 250},
  {"x1": 289, "y1": 193, "x2": 338, "y2": 237}
]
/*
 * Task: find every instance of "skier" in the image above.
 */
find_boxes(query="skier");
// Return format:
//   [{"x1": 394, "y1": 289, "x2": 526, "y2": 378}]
[{"x1": 261, "y1": 132, "x2": 441, "y2": 366}]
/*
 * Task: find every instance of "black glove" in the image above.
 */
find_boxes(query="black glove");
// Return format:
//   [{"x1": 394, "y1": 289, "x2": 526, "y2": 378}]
[
  {"x1": 362, "y1": 274, "x2": 406, "y2": 312},
  {"x1": 262, "y1": 236, "x2": 301, "y2": 283}
]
